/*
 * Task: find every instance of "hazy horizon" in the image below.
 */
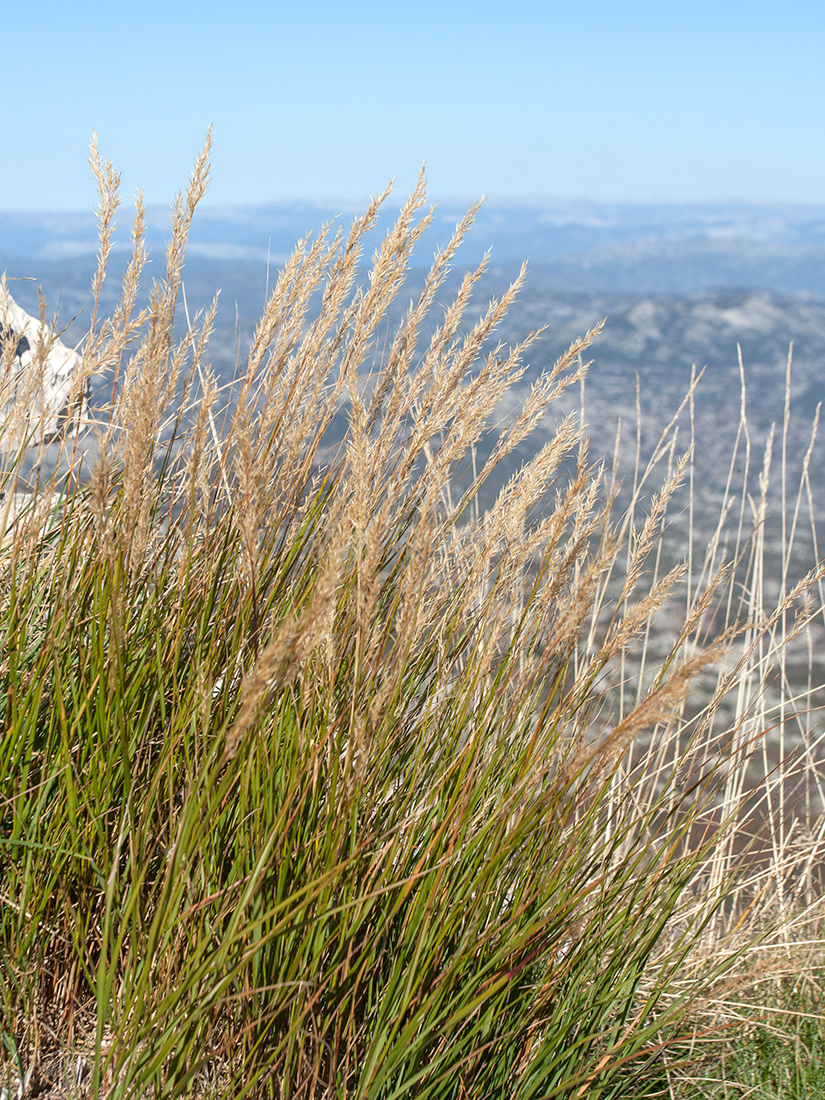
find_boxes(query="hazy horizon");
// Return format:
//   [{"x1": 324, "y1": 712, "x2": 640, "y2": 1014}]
[{"x1": 4, "y1": 194, "x2": 825, "y2": 218}]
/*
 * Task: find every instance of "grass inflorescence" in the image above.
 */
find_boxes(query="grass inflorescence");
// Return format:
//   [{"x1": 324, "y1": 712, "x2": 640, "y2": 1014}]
[{"x1": 1, "y1": 137, "x2": 824, "y2": 1099}]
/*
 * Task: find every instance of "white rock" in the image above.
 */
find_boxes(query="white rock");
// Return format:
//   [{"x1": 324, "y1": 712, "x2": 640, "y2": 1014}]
[{"x1": 0, "y1": 282, "x2": 87, "y2": 446}]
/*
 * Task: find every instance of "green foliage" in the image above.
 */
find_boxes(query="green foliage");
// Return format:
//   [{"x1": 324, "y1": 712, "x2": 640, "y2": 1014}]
[{"x1": 673, "y1": 978, "x2": 825, "y2": 1099}]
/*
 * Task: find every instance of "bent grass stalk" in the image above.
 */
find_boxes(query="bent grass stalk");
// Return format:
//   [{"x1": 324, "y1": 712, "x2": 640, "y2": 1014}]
[{"x1": 0, "y1": 140, "x2": 823, "y2": 1100}]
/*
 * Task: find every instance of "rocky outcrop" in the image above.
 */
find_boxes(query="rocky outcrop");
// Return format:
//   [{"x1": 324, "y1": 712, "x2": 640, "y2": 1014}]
[{"x1": 0, "y1": 282, "x2": 87, "y2": 447}]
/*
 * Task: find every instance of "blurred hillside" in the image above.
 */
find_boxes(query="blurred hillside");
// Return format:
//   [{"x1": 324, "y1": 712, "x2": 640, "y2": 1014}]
[{"x1": 2, "y1": 199, "x2": 824, "y2": 546}]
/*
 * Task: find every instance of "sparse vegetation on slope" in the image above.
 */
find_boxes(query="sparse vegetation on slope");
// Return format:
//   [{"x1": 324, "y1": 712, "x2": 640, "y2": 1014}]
[{"x1": 1, "y1": 139, "x2": 824, "y2": 1099}]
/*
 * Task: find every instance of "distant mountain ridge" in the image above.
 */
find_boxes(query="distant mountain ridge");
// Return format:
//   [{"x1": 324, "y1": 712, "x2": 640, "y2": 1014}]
[
  {"x1": 3, "y1": 199, "x2": 825, "y2": 296},
  {"x1": 1, "y1": 200, "x2": 823, "y2": 560}
]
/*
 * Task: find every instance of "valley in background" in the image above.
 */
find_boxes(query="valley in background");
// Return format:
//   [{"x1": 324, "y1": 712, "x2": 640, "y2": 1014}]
[{"x1": 3, "y1": 197, "x2": 825, "y2": 725}]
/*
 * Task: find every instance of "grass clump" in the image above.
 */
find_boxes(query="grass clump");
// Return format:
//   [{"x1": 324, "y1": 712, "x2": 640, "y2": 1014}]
[{"x1": 1, "y1": 137, "x2": 824, "y2": 1099}]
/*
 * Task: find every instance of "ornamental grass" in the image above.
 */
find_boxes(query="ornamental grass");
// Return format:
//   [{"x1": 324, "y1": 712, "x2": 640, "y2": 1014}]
[{"x1": 2, "y1": 136, "x2": 824, "y2": 1099}]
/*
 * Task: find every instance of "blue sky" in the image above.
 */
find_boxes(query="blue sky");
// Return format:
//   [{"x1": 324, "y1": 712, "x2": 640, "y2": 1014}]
[{"x1": 4, "y1": 0, "x2": 824, "y2": 211}]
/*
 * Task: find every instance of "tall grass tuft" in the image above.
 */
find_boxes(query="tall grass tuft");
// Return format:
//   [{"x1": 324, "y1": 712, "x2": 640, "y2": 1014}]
[{"x1": 1, "y1": 139, "x2": 824, "y2": 1099}]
